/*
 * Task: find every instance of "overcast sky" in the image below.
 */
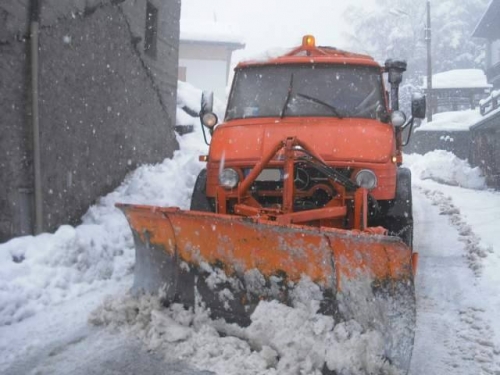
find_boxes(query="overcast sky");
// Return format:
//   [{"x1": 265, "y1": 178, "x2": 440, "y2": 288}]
[{"x1": 181, "y1": 0, "x2": 375, "y2": 61}]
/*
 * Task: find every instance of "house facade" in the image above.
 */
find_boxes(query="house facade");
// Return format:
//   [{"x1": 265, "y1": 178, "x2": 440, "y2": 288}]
[
  {"x1": 470, "y1": 0, "x2": 500, "y2": 188},
  {"x1": 421, "y1": 69, "x2": 491, "y2": 114},
  {"x1": 473, "y1": 0, "x2": 500, "y2": 89},
  {"x1": 179, "y1": 20, "x2": 245, "y2": 100},
  {"x1": 0, "y1": 0, "x2": 180, "y2": 242}
]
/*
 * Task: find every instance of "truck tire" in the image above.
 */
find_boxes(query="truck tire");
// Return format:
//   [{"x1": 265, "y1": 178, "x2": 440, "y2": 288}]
[
  {"x1": 190, "y1": 169, "x2": 214, "y2": 212},
  {"x1": 384, "y1": 167, "x2": 413, "y2": 249}
]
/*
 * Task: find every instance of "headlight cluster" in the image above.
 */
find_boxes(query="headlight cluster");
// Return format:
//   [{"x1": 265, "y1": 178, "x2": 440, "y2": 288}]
[
  {"x1": 218, "y1": 167, "x2": 377, "y2": 191},
  {"x1": 219, "y1": 168, "x2": 239, "y2": 189},
  {"x1": 391, "y1": 110, "x2": 406, "y2": 127},
  {"x1": 355, "y1": 169, "x2": 377, "y2": 190}
]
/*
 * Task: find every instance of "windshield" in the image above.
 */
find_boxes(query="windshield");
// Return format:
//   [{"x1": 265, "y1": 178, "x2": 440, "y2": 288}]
[{"x1": 226, "y1": 64, "x2": 386, "y2": 121}]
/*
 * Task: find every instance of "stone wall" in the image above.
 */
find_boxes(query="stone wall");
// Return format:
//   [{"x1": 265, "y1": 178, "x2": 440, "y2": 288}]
[
  {"x1": 0, "y1": 28, "x2": 33, "y2": 241},
  {"x1": 0, "y1": 0, "x2": 180, "y2": 242},
  {"x1": 404, "y1": 129, "x2": 471, "y2": 160}
]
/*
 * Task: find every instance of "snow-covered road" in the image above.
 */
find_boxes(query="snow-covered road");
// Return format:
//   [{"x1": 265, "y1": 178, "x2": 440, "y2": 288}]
[
  {"x1": 1, "y1": 120, "x2": 499, "y2": 374},
  {"x1": 410, "y1": 188, "x2": 499, "y2": 374}
]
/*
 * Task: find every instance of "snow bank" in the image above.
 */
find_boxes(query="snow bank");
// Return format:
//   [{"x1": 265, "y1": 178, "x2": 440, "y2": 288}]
[
  {"x1": 0, "y1": 125, "x2": 208, "y2": 327},
  {"x1": 90, "y1": 289, "x2": 399, "y2": 375},
  {"x1": 404, "y1": 150, "x2": 487, "y2": 190},
  {"x1": 415, "y1": 109, "x2": 483, "y2": 131}
]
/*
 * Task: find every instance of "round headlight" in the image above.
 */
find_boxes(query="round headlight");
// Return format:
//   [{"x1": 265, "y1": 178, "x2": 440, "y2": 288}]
[
  {"x1": 391, "y1": 110, "x2": 407, "y2": 127},
  {"x1": 201, "y1": 112, "x2": 218, "y2": 128},
  {"x1": 355, "y1": 169, "x2": 377, "y2": 190},
  {"x1": 219, "y1": 168, "x2": 239, "y2": 189}
]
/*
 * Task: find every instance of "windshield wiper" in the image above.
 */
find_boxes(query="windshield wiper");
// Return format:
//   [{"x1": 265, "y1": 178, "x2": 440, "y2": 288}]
[
  {"x1": 296, "y1": 92, "x2": 344, "y2": 119},
  {"x1": 280, "y1": 73, "x2": 294, "y2": 118}
]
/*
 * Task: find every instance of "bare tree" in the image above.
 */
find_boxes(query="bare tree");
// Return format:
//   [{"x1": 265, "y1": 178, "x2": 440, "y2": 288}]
[{"x1": 343, "y1": 0, "x2": 488, "y2": 79}]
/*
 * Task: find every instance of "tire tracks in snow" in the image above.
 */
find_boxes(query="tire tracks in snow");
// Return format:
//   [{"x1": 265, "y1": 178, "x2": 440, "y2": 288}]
[{"x1": 419, "y1": 187, "x2": 493, "y2": 276}]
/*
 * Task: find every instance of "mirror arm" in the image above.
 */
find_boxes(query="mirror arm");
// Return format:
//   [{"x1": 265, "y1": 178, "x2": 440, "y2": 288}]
[
  {"x1": 402, "y1": 117, "x2": 415, "y2": 146},
  {"x1": 402, "y1": 116, "x2": 412, "y2": 130},
  {"x1": 199, "y1": 115, "x2": 211, "y2": 146}
]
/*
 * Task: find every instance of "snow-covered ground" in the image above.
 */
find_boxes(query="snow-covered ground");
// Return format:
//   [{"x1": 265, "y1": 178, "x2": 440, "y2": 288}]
[
  {"x1": 405, "y1": 151, "x2": 500, "y2": 374},
  {"x1": 1, "y1": 99, "x2": 500, "y2": 373}
]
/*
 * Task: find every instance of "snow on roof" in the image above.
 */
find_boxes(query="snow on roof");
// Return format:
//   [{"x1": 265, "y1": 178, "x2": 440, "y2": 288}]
[
  {"x1": 421, "y1": 69, "x2": 492, "y2": 90},
  {"x1": 180, "y1": 19, "x2": 245, "y2": 47},
  {"x1": 239, "y1": 47, "x2": 295, "y2": 64},
  {"x1": 470, "y1": 104, "x2": 500, "y2": 130},
  {"x1": 473, "y1": 0, "x2": 500, "y2": 39},
  {"x1": 416, "y1": 109, "x2": 483, "y2": 132}
]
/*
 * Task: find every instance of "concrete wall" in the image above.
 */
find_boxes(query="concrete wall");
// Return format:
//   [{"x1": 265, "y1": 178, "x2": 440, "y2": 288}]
[
  {"x1": 470, "y1": 128, "x2": 500, "y2": 189},
  {"x1": 0, "y1": 24, "x2": 33, "y2": 241},
  {"x1": 0, "y1": 0, "x2": 180, "y2": 242},
  {"x1": 121, "y1": 0, "x2": 180, "y2": 120},
  {"x1": 404, "y1": 129, "x2": 471, "y2": 160}
]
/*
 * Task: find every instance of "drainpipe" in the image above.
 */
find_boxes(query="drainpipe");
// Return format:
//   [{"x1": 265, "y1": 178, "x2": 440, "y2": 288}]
[
  {"x1": 30, "y1": 0, "x2": 43, "y2": 234},
  {"x1": 425, "y1": 0, "x2": 433, "y2": 122}
]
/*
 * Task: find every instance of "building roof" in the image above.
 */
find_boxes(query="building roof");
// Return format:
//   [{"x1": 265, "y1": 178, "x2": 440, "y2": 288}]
[
  {"x1": 421, "y1": 69, "x2": 492, "y2": 90},
  {"x1": 473, "y1": 0, "x2": 500, "y2": 39},
  {"x1": 180, "y1": 19, "x2": 245, "y2": 49}
]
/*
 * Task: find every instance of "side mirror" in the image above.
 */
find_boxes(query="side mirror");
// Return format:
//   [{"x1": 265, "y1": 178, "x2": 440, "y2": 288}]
[
  {"x1": 411, "y1": 93, "x2": 426, "y2": 119},
  {"x1": 201, "y1": 91, "x2": 214, "y2": 115},
  {"x1": 199, "y1": 91, "x2": 218, "y2": 139}
]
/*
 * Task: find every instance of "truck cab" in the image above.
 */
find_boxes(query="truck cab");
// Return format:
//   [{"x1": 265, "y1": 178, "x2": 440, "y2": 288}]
[{"x1": 195, "y1": 35, "x2": 426, "y2": 247}]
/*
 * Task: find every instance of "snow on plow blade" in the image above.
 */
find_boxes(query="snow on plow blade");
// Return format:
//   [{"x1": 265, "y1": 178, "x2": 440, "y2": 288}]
[{"x1": 118, "y1": 204, "x2": 416, "y2": 372}]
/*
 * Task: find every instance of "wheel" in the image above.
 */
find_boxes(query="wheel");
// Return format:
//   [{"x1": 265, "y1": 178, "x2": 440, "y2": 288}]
[
  {"x1": 381, "y1": 168, "x2": 413, "y2": 248},
  {"x1": 190, "y1": 169, "x2": 214, "y2": 212}
]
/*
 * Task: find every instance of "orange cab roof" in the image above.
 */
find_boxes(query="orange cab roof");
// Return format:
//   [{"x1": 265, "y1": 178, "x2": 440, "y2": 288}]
[{"x1": 237, "y1": 35, "x2": 380, "y2": 69}]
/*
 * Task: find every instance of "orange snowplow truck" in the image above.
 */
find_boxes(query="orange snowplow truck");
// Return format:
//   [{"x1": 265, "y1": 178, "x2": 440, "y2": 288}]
[{"x1": 118, "y1": 35, "x2": 425, "y2": 373}]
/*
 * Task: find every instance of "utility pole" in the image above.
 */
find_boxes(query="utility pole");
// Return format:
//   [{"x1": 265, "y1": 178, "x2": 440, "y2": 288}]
[{"x1": 425, "y1": 0, "x2": 433, "y2": 122}]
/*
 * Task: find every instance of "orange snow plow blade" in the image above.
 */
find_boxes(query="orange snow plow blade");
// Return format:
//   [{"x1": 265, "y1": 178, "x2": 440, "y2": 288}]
[{"x1": 118, "y1": 204, "x2": 416, "y2": 372}]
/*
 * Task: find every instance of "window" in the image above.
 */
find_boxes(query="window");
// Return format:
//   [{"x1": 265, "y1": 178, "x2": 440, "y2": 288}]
[
  {"x1": 144, "y1": 1, "x2": 158, "y2": 58},
  {"x1": 178, "y1": 66, "x2": 187, "y2": 81},
  {"x1": 226, "y1": 65, "x2": 385, "y2": 121}
]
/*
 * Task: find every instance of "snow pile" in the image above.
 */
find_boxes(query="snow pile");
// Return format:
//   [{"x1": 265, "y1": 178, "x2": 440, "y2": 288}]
[
  {"x1": 90, "y1": 289, "x2": 399, "y2": 375},
  {"x1": 404, "y1": 150, "x2": 487, "y2": 190},
  {"x1": 0, "y1": 127, "x2": 208, "y2": 326},
  {"x1": 415, "y1": 109, "x2": 483, "y2": 131}
]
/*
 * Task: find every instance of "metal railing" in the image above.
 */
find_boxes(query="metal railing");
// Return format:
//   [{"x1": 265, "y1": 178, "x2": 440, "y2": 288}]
[{"x1": 479, "y1": 90, "x2": 500, "y2": 115}]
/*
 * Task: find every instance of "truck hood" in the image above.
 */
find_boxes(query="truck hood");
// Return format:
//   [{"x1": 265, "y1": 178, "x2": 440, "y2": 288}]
[{"x1": 209, "y1": 117, "x2": 395, "y2": 164}]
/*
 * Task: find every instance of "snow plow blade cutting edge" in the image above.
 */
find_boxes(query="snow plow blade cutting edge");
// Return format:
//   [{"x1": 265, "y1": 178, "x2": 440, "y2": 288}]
[{"x1": 118, "y1": 204, "x2": 416, "y2": 373}]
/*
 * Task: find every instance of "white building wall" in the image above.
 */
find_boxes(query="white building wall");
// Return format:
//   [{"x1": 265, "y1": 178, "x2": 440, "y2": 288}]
[{"x1": 179, "y1": 58, "x2": 228, "y2": 99}]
